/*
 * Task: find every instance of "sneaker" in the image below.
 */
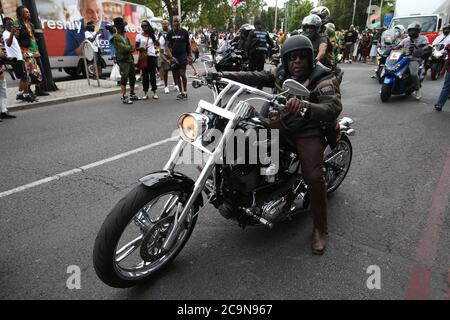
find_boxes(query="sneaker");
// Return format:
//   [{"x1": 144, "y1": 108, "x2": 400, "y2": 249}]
[
  {"x1": 122, "y1": 96, "x2": 133, "y2": 104},
  {"x1": 434, "y1": 105, "x2": 443, "y2": 111},
  {"x1": 152, "y1": 92, "x2": 159, "y2": 100},
  {"x1": 130, "y1": 93, "x2": 141, "y2": 101},
  {"x1": 24, "y1": 94, "x2": 38, "y2": 103},
  {"x1": 176, "y1": 93, "x2": 184, "y2": 100},
  {"x1": 415, "y1": 89, "x2": 422, "y2": 100},
  {"x1": 164, "y1": 87, "x2": 170, "y2": 94},
  {"x1": 16, "y1": 93, "x2": 24, "y2": 101},
  {"x1": 1, "y1": 112, "x2": 17, "y2": 119},
  {"x1": 182, "y1": 93, "x2": 188, "y2": 100},
  {"x1": 142, "y1": 94, "x2": 149, "y2": 100}
]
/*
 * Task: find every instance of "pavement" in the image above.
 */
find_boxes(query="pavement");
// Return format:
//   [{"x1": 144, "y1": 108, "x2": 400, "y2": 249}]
[{"x1": 7, "y1": 78, "x2": 122, "y2": 111}]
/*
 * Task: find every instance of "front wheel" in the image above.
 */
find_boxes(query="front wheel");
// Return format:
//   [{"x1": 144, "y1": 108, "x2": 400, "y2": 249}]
[
  {"x1": 380, "y1": 84, "x2": 391, "y2": 102},
  {"x1": 325, "y1": 135, "x2": 353, "y2": 193},
  {"x1": 93, "y1": 183, "x2": 198, "y2": 288}
]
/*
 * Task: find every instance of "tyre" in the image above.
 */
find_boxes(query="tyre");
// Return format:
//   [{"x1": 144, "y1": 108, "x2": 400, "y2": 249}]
[
  {"x1": 376, "y1": 66, "x2": 384, "y2": 84},
  {"x1": 93, "y1": 182, "x2": 199, "y2": 288},
  {"x1": 380, "y1": 84, "x2": 391, "y2": 102},
  {"x1": 430, "y1": 62, "x2": 440, "y2": 81},
  {"x1": 325, "y1": 135, "x2": 353, "y2": 193}
]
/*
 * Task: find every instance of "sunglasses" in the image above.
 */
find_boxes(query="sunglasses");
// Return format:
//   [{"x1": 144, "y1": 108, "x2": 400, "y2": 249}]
[{"x1": 287, "y1": 51, "x2": 309, "y2": 61}]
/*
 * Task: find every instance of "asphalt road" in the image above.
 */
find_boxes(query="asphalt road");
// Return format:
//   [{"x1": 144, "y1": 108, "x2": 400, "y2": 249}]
[{"x1": 0, "y1": 63, "x2": 449, "y2": 300}]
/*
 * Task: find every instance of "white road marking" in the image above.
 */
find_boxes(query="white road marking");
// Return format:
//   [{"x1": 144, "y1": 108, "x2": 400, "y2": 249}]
[{"x1": 0, "y1": 136, "x2": 179, "y2": 199}]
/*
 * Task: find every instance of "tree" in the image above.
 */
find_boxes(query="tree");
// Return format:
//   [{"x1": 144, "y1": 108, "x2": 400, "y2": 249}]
[{"x1": 287, "y1": 0, "x2": 314, "y2": 32}]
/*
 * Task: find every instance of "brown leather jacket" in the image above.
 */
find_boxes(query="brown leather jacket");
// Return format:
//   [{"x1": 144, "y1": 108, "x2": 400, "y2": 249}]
[{"x1": 221, "y1": 63, "x2": 343, "y2": 136}]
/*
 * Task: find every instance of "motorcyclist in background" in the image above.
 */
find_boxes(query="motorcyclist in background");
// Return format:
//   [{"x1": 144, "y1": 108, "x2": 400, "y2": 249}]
[
  {"x1": 301, "y1": 14, "x2": 331, "y2": 68},
  {"x1": 393, "y1": 22, "x2": 430, "y2": 100},
  {"x1": 215, "y1": 35, "x2": 343, "y2": 254}
]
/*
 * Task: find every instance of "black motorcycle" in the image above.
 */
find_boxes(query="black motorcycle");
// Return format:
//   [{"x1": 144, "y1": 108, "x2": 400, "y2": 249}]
[
  {"x1": 93, "y1": 56, "x2": 355, "y2": 288},
  {"x1": 214, "y1": 41, "x2": 248, "y2": 72}
]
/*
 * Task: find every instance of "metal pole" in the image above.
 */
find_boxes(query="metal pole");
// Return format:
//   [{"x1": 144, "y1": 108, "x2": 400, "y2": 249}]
[
  {"x1": 367, "y1": 0, "x2": 372, "y2": 29},
  {"x1": 380, "y1": 0, "x2": 384, "y2": 27},
  {"x1": 178, "y1": 0, "x2": 181, "y2": 17},
  {"x1": 274, "y1": 0, "x2": 278, "y2": 32},
  {"x1": 352, "y1": 0, "x2": 357, "y2": 27}
]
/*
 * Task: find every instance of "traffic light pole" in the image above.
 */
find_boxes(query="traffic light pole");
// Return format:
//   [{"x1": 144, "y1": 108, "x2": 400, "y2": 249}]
[{"x1": 22, "y1": 0, "x2": 57, "y2": 92}]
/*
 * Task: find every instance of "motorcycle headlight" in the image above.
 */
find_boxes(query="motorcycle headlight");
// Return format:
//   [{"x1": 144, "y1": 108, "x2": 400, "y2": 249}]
[{"x1": 178, "y1": 113, "x2": 209, "y2": 142}]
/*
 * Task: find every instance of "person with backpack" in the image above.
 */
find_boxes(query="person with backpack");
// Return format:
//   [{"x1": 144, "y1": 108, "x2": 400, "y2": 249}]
[{"x1": 245, "y1": 19, "x2": 274, "y2": 72}]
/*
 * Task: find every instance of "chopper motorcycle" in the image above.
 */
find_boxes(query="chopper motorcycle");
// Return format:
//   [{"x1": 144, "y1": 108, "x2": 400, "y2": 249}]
[{"x1": 93, "y1": 57, "x2": 355, "y2": 288}]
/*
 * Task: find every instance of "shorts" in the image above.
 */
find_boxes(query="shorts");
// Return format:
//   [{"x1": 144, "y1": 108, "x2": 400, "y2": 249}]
[
  {"x1": 118, "y1": 61, "x2": 136, "y2": 86},
  {"x1": 11, "y1": 60, "x2": 27, "y2": 81},
  {"x1": 158, "y1": 58, "x2": 171, "y2": 70},
  {"x1": 172, "y1": 55, "x2": 187, "y2": 71}
]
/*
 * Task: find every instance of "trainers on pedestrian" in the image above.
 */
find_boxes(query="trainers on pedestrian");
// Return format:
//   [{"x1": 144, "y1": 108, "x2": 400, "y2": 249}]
[
  {"x1": 16, "y1": 93, "x2": 24, "y2": 101},
  {"x1": 142, "y1": 93, "x2": 149, "y2": 100},
  {"x1": 130, "y1": 93, "x2": 141, "y2": 101},
  {"x1": 1, "y1": 112, "x2": 17, "y2": 119},
  {"x1": 122, "y1": 96, "x2": 133, "y2": 104},
  {"x1": 164, "y1": 87, "x2": 170, "y2": 94},
  {"x1": 434, "y1": 104, "x2": 443, "y2": 111},
  {"x1": 176, "y1": 93, "x2": 184, "y2": 100},
  {"x1": 24, "y1": 94, "x2": 37, "y2": 103},
  {"x1": 182, "y1": 93, "x2": 188, "y2": 100},
  {"x1": 152, "y1": 92, "x2": 159, "y2": 100}
]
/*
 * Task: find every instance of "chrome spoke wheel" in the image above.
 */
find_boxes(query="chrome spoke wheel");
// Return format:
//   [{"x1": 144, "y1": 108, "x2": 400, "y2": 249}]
[
  {"x1": 325, "y1": 137, "x2": 352, "y2": 193},
  {"x1": 112, "y1": 191, "x2": 194, "y2": 279}
]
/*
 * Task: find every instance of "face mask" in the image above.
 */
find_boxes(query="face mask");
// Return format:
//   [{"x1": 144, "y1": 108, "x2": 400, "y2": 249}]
[{"x1": 408, "y1": 30, "x2": 419, "y2": 39}]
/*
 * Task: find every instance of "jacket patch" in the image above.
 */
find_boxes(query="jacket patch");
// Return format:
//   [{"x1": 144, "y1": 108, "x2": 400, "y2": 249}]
[{"x1": 319, "y1": 85, "x2": 335, "y2": 96}]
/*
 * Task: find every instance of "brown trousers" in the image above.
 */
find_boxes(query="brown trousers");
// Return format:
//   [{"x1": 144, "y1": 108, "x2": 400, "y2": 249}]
[{"x1": 295, "y1": 135, "x2": 328, "y2": 233}]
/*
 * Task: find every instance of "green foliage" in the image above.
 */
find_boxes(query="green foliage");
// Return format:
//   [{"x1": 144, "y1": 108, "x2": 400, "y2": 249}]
[{"x1": 287, "y1": 0, "x2": 314, "y2": 32}]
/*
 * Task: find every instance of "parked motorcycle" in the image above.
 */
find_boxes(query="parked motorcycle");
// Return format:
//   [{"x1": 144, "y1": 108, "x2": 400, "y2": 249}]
[
  {"x1": 429, "y1": 44, "x2": 448, "y2": 80},
  {"x1": 93, "y1": 56, "x2": 355, "y2": 288},
  {"x1": 380, "y1": 45, "x2": 426, "y2": 102},
  {"x1": 214, "y1": 41, "x2": 247, "y2": 72}
]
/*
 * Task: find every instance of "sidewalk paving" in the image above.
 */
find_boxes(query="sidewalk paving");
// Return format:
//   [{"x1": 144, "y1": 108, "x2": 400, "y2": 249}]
[{"x1": 8, "y1": 78, "x2": 122, "y2": 112}]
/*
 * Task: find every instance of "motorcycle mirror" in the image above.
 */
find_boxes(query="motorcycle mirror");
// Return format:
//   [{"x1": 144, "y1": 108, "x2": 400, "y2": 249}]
[
  {"x1": 282, "y1": 79, "x2": 310, "y2": 97},
  {"x1": 192, "y1": 80, "x2": 202, "y2": 89}
]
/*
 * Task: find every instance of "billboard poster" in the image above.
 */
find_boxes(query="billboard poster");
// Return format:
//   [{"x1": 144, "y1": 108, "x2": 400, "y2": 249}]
[{"x1": 0, "y1": 0, "x2": 154, "y2": 57}]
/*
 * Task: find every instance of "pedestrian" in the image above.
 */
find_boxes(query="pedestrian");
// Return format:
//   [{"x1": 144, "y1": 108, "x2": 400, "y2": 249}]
[
  {"x1": 0, "y1": 48, "x2": 17, "y2": 121},
  {"x1": 110, "y1": 17, "x2": 140, "y2": 104},
  {"x1": 136, "y1": 20, "x2": 159, "y2": 100},
  {"x1": 209, "y1": 27, "x2": 218, "y2": 60},
  {"x1": 343, "y1": 25, "x2": 357, "y2": 63},
  {"x1": 434, "y1": 43, "x2": 450, "y2": 111},
  {"x1": 2, "y1": 17, "x2": 35, "y2": 102},
  {"x1": 158, "y1": 20, "x2": 171, "y2": 94},
  {"x1": 166, "y1": 15, "x2": 192, "y2": 100},
  {"x1": 84, "y1": 20, "x2": 105, "y2": 79},
  {"x1": 15, "y1": 5, "x2": 48, "y2": 97},
  {"x1": 245, "y1": 19, "x2": 274, "y2": 72}
]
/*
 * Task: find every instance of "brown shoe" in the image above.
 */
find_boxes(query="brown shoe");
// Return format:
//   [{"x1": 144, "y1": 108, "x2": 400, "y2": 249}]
[{"x1": 311, "y1": 229, "x2": 328, "y2": 255}]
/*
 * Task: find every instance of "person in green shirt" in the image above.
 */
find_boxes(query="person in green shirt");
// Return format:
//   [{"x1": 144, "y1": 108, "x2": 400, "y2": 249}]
[{"x1": 111, "y1": 17, "x2": 140, "y2": 104}]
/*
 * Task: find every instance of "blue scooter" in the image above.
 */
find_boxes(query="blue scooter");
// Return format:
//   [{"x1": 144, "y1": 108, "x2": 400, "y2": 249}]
[{"x1": 380, "y1": 46, "x2": 426, "y2": 103}]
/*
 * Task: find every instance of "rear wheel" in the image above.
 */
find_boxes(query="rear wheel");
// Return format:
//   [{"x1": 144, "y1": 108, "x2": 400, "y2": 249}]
[
  {"x1": 380, "y1": 84, "x2": 391, "y2": 102},
  {"x1": 93, "y1": 183, "x2": 198, "y2": 288},
  {"x1": 430, "y1": 62, "x2": 440, "y2": 81},
  {"x1": 325, "y1": 135, "x2": 353, "y2": 193}
]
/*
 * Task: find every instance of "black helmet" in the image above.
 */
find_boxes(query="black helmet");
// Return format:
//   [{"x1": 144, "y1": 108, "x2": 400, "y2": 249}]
[
  {"x1": 407, "y1": 22, "x2": 421, "y2": 39},
  {"x1": 310, "y1": 6, "x2": 330, "y2": 24},
  {"x1": 281, "y1": 35, "x2": 315, "y2": 75},
  {"x1": 302, "y1": 14, "x2": 322, "y2": 39}
]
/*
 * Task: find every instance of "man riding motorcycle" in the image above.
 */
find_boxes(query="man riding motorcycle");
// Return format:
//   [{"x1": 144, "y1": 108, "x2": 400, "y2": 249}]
[
  {"x1": 216, "y1": 35, "x2": 343, "y2": 254},
  {"x1": 393, "y1": 22, "x2": 430, "y2": 99},
  {"x1": 301, "y1": 14, "x2": 331, "y2": 68}
]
